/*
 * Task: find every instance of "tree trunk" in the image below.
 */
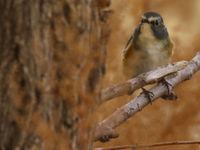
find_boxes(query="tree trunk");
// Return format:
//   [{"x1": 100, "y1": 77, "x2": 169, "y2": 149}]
[{"x1": 0, "y1": 0, "x2": 110, "y2": 149}]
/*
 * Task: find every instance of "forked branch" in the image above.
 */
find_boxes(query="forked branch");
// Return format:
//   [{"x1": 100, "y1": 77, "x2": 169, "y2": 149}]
[{"x1": 94, "y1": 51, "x2": 200, "y2": 142}]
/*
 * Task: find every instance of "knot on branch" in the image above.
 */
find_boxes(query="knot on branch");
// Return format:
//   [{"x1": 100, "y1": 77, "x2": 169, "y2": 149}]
[{"x1": 94, "y1": 125, "x2": 119, "y2": 142}]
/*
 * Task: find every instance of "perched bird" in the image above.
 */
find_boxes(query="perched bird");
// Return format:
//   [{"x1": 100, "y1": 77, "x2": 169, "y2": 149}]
[{"x1": 122, "y1": 11, "x2": 173, "y2": 79}]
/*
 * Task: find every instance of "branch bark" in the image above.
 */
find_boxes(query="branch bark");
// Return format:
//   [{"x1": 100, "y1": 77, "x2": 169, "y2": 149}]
[
  {"x1": 94, "y1": 51, "x2": 200, "y2": 142},
  {"x1": 101, "y1": 61, "x2": 188, "y2": 102}
]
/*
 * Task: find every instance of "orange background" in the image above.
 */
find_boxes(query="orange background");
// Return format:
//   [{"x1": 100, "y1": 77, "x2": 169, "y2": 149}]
[{"x1": 95, "y1": 0, "x2": 200, "y2": 149}]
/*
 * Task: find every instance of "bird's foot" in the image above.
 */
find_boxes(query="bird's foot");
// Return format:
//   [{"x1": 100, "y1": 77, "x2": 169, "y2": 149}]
[
  {"x1": 141, "y1": 88, "x2": 154, "y2": 105},
  {"x1": 160, "y1": 78, "x2": 178, "y2": 100},
  {"x1": 160, "y1": 78, "x2": 172, "y2": 95}
]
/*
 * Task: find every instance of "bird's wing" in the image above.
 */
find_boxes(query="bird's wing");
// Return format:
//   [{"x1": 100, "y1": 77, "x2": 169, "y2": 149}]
[
  {"x1": 122, "y1": 25, "x2": 141, "y2": 62},
  {"x1": 122, "y1": 35, "x2": 134, "y2": 61}
]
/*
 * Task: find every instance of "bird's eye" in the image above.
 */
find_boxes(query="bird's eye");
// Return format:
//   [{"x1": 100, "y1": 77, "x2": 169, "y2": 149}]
[
  {"x1": 155, "y1": 20, "x2": 159, "y2": 26},
  {"x1": 151, "y1": 20, "x2": 159, "y2": 26}
]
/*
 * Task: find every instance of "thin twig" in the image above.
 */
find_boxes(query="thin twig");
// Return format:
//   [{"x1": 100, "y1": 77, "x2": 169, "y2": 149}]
[
  {"x1": 94, "y1": 52, "x2": 200, "y2": 142},
  {"x1": 95, "y1": 140, "x2": 200, "y2": 150}
]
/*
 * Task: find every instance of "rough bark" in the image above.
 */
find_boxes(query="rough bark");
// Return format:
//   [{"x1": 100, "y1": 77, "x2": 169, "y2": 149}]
[{"x1": 0, "y1": 0, "x2": 110, "y2": 150}]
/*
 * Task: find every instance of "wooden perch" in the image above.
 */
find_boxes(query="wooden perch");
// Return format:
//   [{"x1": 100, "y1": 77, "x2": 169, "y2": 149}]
[
  {"x1": 94, "y1": 51, "x2": 200, "y2": 142},
  {"x1": 101, "y1": 61, "x2": 188, "y2": 102}
]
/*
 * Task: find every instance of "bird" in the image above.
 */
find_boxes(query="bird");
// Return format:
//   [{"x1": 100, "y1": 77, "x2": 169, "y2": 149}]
[{"x1": 122, "y1": 11, "x2": 174, "y2": 79}]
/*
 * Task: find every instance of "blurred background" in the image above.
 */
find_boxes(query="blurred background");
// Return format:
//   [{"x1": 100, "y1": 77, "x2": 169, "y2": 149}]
[{"x1": 95, "y1": 0, "x2": 200, "y2": 149}]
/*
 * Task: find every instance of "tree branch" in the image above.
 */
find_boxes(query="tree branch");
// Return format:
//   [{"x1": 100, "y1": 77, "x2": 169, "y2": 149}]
[
  {"x1": 101, "y1": 61, "x2": 188, "y2": 102},
  {"x1": 95, "y1": 140, "x2": 200, "y2": 150},
  {"x1": 94, "y1": 51, "x2": 200, "y2": 142}
]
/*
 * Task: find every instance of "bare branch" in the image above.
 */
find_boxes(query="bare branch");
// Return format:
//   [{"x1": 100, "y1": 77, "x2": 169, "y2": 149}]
[
  {"x1": 94, "y1": 51, "x2": 200, "y2": 142},
  {"x1": 95, "y1": 140, "x2": 200, "y2": 150},
  {"x1": 101, "y1": 61, "x2": 188, "y2": 102}
]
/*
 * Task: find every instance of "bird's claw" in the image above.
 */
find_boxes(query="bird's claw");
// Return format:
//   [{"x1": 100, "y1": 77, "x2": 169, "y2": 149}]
[
  {"x1": 160, "y1": 78, "x2": 178, "y2": 100},
  {"x1": 160, "y1": 78, "x2": 172, "y2": 95},
  {"x1": 142, "y1": 88, "x2": 154, "y2": 105}
]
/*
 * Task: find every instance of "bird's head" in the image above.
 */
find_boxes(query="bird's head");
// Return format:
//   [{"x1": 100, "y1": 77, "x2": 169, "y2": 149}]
[
  {"x1": 137, "y1": 11, "x2": 168, "y2": 40},
  {"x1": 141, "y1": 11, "x2": 163, "y2": 26}
]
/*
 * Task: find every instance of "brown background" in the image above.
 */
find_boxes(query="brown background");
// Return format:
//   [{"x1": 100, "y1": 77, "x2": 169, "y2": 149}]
[{"x1": 95, "y1": 0, "x2": 200, "y2": 149}]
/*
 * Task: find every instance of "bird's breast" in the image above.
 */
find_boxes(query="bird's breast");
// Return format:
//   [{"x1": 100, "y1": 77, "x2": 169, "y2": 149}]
[{"x1": 137, "y1": 23, "x2": 170, "y2": 65}]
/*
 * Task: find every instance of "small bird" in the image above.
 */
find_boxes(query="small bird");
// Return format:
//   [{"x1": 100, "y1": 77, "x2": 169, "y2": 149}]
[{"x1": 122, "y1": 11, "x2": 173, "y2": 79}]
